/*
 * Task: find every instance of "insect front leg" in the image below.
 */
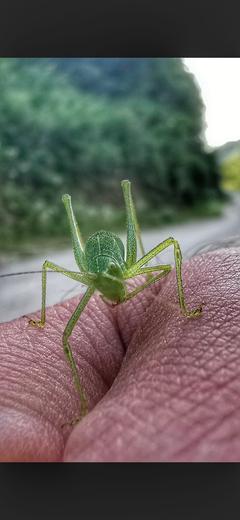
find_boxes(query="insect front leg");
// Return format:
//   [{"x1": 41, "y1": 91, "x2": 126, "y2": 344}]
[
  {"x1": 29, "y1": 260, "x2": 94, "y2": 328},
  {"x1": 127, "y1": 238, "x2": 203, "y2": 318},
  {"x1": 62, "y1": 286, "x2": 95, "y2": 421},
  {"x1": 28, "y1": 260, "x2": 50, "y2": 328}
]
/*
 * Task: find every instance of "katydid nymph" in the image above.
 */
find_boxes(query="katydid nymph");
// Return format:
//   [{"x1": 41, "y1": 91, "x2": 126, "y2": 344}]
[{"x1": 25, "y1": 180, "x2": 203, "y2": 423}]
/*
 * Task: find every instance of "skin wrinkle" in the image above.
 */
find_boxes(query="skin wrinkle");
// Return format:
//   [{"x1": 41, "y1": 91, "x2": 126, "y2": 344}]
[
  {"x1": 0, "y1": 349, "x2": 68, "y2": 398},
  {"x1": 0, "y1": 360, "x2": 64, "y2": 404},
  {"x1": 84, "y1": 302, "x2": 122, "y2": 386},
  {"x1": 0, "y1": 364, "x2": 71, "y2": 412},
  {"x1": 150, "y1": 336, "x2": 238, "y2": 408},
  {"x1": 0, "y1": 378, "x2": 68, "y2": 437},
  {"x1": 120, "y1": 342, "x2": 229, "y2": 418},
  {"x1": 68, "y1": 296, "x2": 122, "y2": 383},
  {"x1": 0, "y1": 347, "x2": 67, "y2": 385},
  {"x1": 155, "y1": 389, "x2": 231, "y2": 446},
  {"x1": 0, "y1": 409, "x2": 64, "y2": 462},
  {"x1": 172, "y1": 400, "x2": 240, "y2": 461},
  {"x1": 1, "y1": 393, "x2": 61, "y2": 429},
  {"x1": 118, "y1": 361, "x2": 213, "y2": 439}
]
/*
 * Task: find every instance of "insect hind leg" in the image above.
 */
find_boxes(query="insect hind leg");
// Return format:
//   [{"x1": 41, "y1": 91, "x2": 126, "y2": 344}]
[
  {"x1": 121, "y1": 180, "x2": 146, "y2": 267},
  {"x1": 62, "y1": 286, "x2": 95, "y2": 422}
]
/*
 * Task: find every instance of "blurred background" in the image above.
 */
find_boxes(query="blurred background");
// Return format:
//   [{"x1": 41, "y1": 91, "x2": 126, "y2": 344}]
[{"x1": 0, "y1": 58, "x2": 239, "y2": 321}]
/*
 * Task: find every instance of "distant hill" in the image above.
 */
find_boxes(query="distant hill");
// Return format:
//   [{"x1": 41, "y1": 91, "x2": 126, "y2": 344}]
[{"x1": 216, "y1": 139, "x2": 240, "y2": 164}]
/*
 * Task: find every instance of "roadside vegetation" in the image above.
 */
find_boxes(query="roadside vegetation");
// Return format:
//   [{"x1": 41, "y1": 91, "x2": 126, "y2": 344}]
[
  {"x1": 221, "y1": 154, "x2": 240, "y2": 192},
  {"x1": 0, "y1": 58, "x2": 225, "y2": 256}
]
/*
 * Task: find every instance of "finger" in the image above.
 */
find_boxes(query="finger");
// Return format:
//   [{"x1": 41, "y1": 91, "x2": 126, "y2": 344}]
[
  {"x1": 0, "y1": 294, "x2": 124, "y2": 461},
  {"x1": 64, "y1": 248, "x2": 240, "y2": 461}
]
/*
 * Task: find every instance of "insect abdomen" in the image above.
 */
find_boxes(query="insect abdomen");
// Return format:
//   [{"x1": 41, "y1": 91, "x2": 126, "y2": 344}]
[{"x1": 85, "y1": 230, "x2": 125, "y2": 273}]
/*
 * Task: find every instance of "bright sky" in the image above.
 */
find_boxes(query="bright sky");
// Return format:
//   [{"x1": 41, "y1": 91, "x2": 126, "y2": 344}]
[{"x1": 183, "y1": 58, "x2": 240, "y2": 149}]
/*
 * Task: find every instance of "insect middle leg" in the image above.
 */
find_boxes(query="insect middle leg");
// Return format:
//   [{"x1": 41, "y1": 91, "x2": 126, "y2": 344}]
[
  {"x1": 124, "y1": 265, "x2": 172, "y2": 302},
  {"x1": 126, "y1": 238, "x2": 203, "y2": 318},
  {"x1": 29, "y1": 260, "x2": 94, "y2": 328}
]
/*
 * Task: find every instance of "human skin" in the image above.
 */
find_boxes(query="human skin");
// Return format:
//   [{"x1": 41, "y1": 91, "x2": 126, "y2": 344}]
[{"x1": 0, "y1": 247, "x2": 240, "y2": 462}]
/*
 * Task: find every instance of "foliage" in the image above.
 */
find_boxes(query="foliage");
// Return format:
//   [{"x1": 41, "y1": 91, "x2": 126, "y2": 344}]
[
  {"x1": 0, "y1": 58, "x2": 223, "y2": 250},
  {"x1": 221, "y1": 154, "x2": 240, "y2": 191}
]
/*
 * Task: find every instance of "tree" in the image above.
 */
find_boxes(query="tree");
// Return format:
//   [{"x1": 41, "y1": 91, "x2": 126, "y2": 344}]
[{"x1": 0, "y1": 58, "x2": 223, "y2": 247}]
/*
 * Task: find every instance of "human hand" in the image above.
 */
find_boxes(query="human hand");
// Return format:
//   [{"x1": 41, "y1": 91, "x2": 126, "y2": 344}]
[{"x1": 0, "y1": 247, "x2": 240, "y2": 461}]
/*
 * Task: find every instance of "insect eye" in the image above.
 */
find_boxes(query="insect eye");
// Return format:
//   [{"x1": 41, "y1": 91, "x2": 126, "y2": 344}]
[{"x1": 108, "y1": 263, "x2": 119, "y2": 277}]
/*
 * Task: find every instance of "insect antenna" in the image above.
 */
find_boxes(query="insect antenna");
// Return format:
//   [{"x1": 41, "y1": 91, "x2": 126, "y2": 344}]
[
  {"x1": 0, "y1": 270, "x2": 83, "y2": 302},
  {"x1": 0, "y1": 270, "x2": 44, "y2": 278}
]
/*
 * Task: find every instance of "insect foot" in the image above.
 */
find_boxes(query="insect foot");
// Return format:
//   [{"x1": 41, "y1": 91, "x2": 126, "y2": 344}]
[
  {"x1": 185, "y1": 303, "x2": 204, "y2": 319},
  {"x1": 28, "y1": 319, "x2": 45, "y2": 328},
  {"x1": 61, "y1": 415, "x2": 82, "y2": 430}
]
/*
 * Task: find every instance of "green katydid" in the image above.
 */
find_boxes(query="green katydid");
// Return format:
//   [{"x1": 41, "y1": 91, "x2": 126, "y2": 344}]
[{"x1": 28, "y1": 180, "x2": 203, "y2": 422}]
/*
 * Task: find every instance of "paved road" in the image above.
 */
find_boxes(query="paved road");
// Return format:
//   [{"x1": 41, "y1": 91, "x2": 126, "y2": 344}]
[{"x1": 1, "y1": 193, "x2": 240, "y2": 323}]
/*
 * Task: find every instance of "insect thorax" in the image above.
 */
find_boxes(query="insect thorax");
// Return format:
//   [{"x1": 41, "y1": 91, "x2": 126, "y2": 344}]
[
  {"x1": 84, "y1": 230, "x2": 125, "y2": 274},
  {"x1": 84, "y1": 230, "x2": 126, "y2": 302}
]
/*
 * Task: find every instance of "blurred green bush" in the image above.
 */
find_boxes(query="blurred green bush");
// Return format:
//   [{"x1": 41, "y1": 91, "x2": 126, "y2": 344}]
[
  {"x1": 0, "y1": 58, "x2": 224, "y2": 251},
  {"x1": 221, "y1": 154, "x2": 240, "y2": 191}
]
